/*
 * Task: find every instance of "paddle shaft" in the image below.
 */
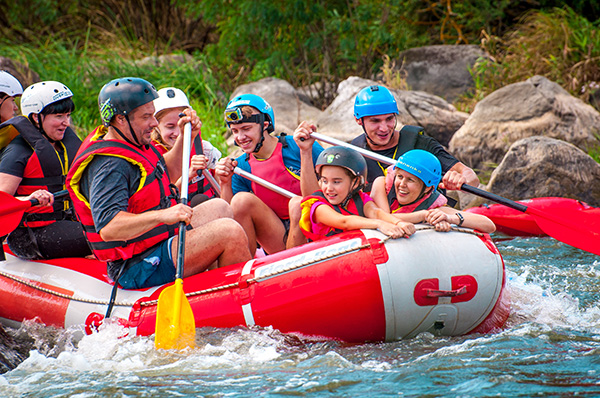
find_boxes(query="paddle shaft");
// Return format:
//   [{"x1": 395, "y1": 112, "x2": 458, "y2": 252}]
[
  {"x1": 176, "y1": 122, "x2": 192, "y2": 279},
  {"x1": 312, "y1": 131, "x2": 600, "y2": 255},
  {"x1": 233, "y1": 166, "x2": 297, "y2": 199},
  {"x1": 29, "y1": 189, "x2": 69, "y2": 206},
  {"x1": 193, "y1": 135, "x2": 221, "y2": 196}
]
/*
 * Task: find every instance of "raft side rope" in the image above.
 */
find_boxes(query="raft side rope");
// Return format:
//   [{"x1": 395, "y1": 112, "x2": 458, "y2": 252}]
[{"x1": 0, "y1": 227, "x2": 484, "y2": 307}]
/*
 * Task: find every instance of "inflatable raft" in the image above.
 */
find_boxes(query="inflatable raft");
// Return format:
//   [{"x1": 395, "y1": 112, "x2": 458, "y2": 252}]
[
  {"x1": 0, "y1": 227, "x2": 509, "y2": 343},
  {"x1": 466, "y1": 197, "x2": 600, "y2": 237}
]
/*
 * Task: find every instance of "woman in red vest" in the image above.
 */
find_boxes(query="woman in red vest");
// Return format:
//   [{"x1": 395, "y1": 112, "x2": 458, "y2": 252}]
[{"x1": 0, "y1": 81, "x2": 91, "y2": 259}]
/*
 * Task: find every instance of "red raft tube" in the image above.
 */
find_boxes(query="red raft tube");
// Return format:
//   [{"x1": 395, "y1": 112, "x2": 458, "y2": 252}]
[
  {"x1": 466, "y1": 197, "x2": 599, "y2": 237},
  {"x1": 0, "y1": 227, "x2": 509, "y2": 343}
]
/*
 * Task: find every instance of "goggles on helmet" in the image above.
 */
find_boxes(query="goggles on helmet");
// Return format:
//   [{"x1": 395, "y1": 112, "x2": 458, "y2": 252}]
[{"x1": 225, "y1": 108, "x2": 264, "y2": 126}]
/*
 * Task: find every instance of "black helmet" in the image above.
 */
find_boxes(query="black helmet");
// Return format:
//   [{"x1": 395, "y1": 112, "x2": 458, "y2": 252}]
[
  {"x1": 316, "y1": 146, "x2": 367, "y2": 183},
  {"x1": 98, "y1": 77, "x2": 158, "y2": 126}
]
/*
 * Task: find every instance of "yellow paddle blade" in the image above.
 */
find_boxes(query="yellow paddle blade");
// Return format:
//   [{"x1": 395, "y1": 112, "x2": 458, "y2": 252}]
[{"x1": 155, "y1": 279, "x2": 196, "y2": 349}]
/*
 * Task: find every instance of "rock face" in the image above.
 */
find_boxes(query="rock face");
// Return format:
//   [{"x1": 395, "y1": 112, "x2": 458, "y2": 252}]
[
  {"x1": 316, "y1": 76, "x2": 468, "y2": 146},
  {"x1": 486, "y1": 136, "x2": 600, "y2": 206},
  {"x1": 392, "y1": 45, "x2": 488, "y2": 102},
  {"x1": 230, "y1": 77, "x2": 322, "y2": 135},
  {"x1": 0, "y1": 57, "x2": 40, "y2": 88},
  {"x1": 449, "y1": 75, "x2": 600, "y2": 172}
]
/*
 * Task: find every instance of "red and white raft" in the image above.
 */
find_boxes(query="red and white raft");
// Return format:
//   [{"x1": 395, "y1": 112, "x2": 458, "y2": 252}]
[
  {"x1": 0, "y1": 227, "x2": 509, "y2": 343},
  {"x1": 466, "y1": 197, "x2": 600, "y2": 237}
]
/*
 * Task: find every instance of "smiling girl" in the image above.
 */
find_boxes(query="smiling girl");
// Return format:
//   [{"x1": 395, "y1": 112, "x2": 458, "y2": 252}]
[
  {"x1": 371, "y1": 149, "x2": 495, "y2": 233},
  {"x1": 299, "y1": 146, "x2": 415, "y2": 241}
]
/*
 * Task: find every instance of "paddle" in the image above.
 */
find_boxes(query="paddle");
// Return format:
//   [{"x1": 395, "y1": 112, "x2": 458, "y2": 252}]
[
  {"x1": 155, "y1": 122, "x2": 196, "y2": 350},
  {"x1": 0, "y1": 190, "x2": 68, "y2": 236},
  {"x1": 192, "y1": 135, "x2": 221, "y2": 197},
  {"x1": 233, "y1": 166, "x2": 297, "y2": 199},
  {"x1": 310, "y1": 131, "x2": 600, "y2": 255}
]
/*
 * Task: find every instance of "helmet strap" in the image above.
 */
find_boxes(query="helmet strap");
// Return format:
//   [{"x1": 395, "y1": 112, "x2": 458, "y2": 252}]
[
  {"x1": 361, "y1": 116, "x2": 398, "y2": 148},
  {"x1": 400, "y1": 184, "x2": 431, "y2": 207},
  {"x1": 341, "y1": 177, "x2": 363, "y2": 208},
  {"x1": 29, "y1": 114, "x2": 57, "y2": 144},
  {"x1": 125, "y1": 115, "x2": 143, "y2": 147},
  {"x1": 112, "y1": 118, "x2": 141, "y2": 148}
]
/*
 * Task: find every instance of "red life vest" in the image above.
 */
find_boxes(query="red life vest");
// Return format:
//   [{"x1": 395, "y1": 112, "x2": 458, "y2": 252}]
[
  {"x1": 1, "y1": 116, "x2": 81, "y2": 227},
  {"x1": 299, "y1": 190, "x2": 366, "y2": 241},
  {"x1": 67, "y1": 126, "x2": 178, "y2": 263},
  {"x1": 151, "y1": 136, "x2": 218, "y2": 200},
  {"x1": 247, "y1": 138, "x2": 301, "y2": 219}
]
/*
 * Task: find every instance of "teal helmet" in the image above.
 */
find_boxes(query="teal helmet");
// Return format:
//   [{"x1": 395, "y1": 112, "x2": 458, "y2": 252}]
[
  {"x1": 354, "y1": 85, "x2": 399, "y2": 119},
  {"x1": 316, "y1": 146, "x2": 367, "y2": 184},
  {"x1": 225, "y1": 93, "x2": 275, "y2": 133},
  {"x1": 98, "y1": 77, "x2": 158, "y2": 126},
  {"x1": 394, "y1": 149, "x2": 441, "y2": 188}
]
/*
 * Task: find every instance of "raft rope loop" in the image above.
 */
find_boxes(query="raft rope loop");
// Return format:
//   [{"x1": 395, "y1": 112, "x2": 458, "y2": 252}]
[{"x1": 0, "y1": 227, "x2": 484, "y2": 308}]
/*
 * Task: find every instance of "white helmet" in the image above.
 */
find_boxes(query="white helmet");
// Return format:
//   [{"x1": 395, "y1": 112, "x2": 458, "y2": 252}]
[
  {"x1": 20, "y1": 81, "x2": 73, "y2": 116},
  {"x1": 153, "y1": 87, "x2": 190, "y2": 116},
  {"x1": 0, "y1": 71, "x2": 23, "y2": 97}
]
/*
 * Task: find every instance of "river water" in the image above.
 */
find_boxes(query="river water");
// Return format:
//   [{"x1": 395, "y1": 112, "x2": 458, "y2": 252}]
[{"x1": 1, "y1": 235, "x2": 599, "y2": 397}]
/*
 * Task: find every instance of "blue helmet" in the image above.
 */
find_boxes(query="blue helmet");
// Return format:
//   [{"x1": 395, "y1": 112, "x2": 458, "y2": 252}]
[
  {"x1": 394, "y1": 149, "x2": 441, "y2": 188},
  {"x1": 354, "y1": 85, "x2": 399, "y2": 119},
  {"x1": 225, "y1": 93, "x2": 275, "y2": 133}
]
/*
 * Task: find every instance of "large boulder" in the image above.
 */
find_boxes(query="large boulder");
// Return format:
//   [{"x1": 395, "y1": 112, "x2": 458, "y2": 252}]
[
  {"x1": 449, "y1": 75, "x2": 600, "y2": 172},
  {"x1": 316, "y1": 76, "x2": 468, "y2": 146},
  {"x1": 485, "y1": 136, "x2": 600, "y2": 206},
  {"x1": 230, "y1": 77, "x2": 322, "y2": 135},
  {"x1": 0, "y1": 57, "x2": 40, "y2": 89},
  {"x1": 389, "y1": 45, "x2": 489, "y2": 103}
]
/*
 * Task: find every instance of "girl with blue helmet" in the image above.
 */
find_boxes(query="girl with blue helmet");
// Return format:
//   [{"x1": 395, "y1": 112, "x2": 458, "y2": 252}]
[
  {"x1": 371, "y1": 149, "x2": 495, "y2": 233},
  {"x1": 299, "y1": 146, "x2": 415, "y2": 241},
  {"x1": 350, "y1": 85, "x2": 480, "y2": 192}
]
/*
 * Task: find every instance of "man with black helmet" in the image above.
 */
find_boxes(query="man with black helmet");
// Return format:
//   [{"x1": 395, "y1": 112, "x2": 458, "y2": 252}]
[{"x1": 67, "y1": 77, "x2": 251, "y2": 290}]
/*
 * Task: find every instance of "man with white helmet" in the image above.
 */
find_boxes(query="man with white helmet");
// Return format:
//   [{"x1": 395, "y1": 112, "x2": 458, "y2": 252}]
[
  {"x1": 152, "y1": 87, "x2": 221, "y2": 206},
  {"x1": 0, "y1": 80, "x2": 91, "y2": 260},
  {"x1": 350, "y1": 85, "x2": 479, "y2": 193},
  {"x1": 67, "y1": 77, "x2": 250, "y2": 290}
]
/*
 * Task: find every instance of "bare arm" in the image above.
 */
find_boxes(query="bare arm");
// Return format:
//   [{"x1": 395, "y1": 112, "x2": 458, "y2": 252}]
[
  {"x1": 214, "y1": 157, "x2": 235, "y2": 203},
  {"x1": 0, "y1": 172, "x2": 54, "y2": 206},
  {"x1": 426, "y1": 206, "x2": 496, "y2": 233},
  {"x1": 293, "y1": 121, "x2": 320, "y2": 196},
  {"x1": 370, "y1": 176, "x2": 391, "y2": 213},
  {"x1": 99, "y1": 204, "x2": 192, "y2": 242},
  {"x1": 162, "y1": 108, "x2": 201, "y2": 182},
  {"x1": 440, "y1": 162, "x2": 479, "y2": 191},
  {"x1": 313, "y1": 203, "x2": 408, "y2": 238}
]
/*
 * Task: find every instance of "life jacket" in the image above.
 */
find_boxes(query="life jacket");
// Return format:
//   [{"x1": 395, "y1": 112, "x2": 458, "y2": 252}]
[
  {"x1": 188, "y1": 135, "x2": 219, "y2": 199},
  {"x1": 67, "y1": 126, "x2": 178, "y2": 263},
  {"x1": 0, "y1": 116, "x2": 81, "y2": 227},
  {"x1": 151, "y1": 136, "x2": 218, "y2": 200},
  {"x1": 247, "y1": 136, "x2": 301, "y2": 219},
  {"x1": 299, "y1": 190, "x2": 366, "y2": 241},
  {"x1": 383, "y1": 166, "x2": 447, "y2": 212},
  {"x1": 350, "y1": 125, "x2": 425, "y2": 187}
]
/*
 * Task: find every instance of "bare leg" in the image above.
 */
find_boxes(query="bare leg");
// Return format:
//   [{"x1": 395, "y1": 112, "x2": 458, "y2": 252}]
[
  {"x1": 286, "y1": 196, "x2": 307, "y2": 249},
  {"x1": 172, "y1": 218, "x2": 252, "y2": 277},
  {"x1": 230, "y1": 192, "x2": 286, "y2": 255},
  {"x1": 190, "y1": 198, "x2": 234, "y2": 227}
]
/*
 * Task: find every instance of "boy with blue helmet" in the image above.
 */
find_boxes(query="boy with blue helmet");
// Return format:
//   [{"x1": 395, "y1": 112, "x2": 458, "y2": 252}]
[
  {"x1": 350, "y1": 85, "x2": 479, "y2": 193},
  {"x1": 371, "y1": 150, "x2": 495, "y2": 233},
  {"x1": 216, "y1": 94, "x2": 324, "y2": 254}
]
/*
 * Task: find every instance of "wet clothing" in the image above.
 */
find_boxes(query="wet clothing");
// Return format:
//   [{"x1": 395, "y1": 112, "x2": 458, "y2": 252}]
[
  {"x1": 0, "y1": 116, "x2": 90, "y2": 260},
  {"x1": 350, "y1": 126, "x2": 458, "y2": 190},
  {"x1": 67, "y1": 126, "x2": 178, "y2": 286},
  {"x1": 299, "y1": 190, "x2": 372, "y2": 241}
]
